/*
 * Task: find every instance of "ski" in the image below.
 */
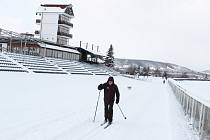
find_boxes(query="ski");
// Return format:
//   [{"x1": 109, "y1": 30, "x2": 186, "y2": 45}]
[
  {"x1": 104, "y1": 123, "x2": 111, "y2": 129},
  {"x1": 100, "y1": 121, "x2": 107, "y2": 126}
]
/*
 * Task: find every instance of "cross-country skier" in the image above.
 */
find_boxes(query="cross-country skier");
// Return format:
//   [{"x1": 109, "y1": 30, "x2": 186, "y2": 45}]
[{"x1": 98, "y1": 76, "x2": 120, "y2": 125}]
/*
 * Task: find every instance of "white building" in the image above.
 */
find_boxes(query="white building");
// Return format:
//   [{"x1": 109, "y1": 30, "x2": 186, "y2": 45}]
[{"x1": 35, "y1": 4, "x2": 74, "y2": 45}]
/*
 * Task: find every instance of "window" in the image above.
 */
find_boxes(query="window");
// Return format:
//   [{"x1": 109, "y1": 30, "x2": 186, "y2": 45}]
[
  {"x1": 67, "y1": 53, "x2": 70, "y2": 59},
  {"x1": 76, "y1": 54, "x2": 79, "y2": 60},
  {"x1": 46, "y1": 49, "x2": 53, "y2": 57},
  {"x1": 55, "y1": 51, "x2": 58, "y2": 58},
  {"x1": 52, "y1": 50, "x2": 55, "y2": 58},
  {"x1": 58, "y1": 26, "x2": 69, "y2": 34},
  {"x1": 58, "y1": 51, "x2": 62, "y2": 58},
  {"x1": 0, "y1": 44, "x2": 2, "y2": 52},
  {"x1": 59, "y1": 14, "x2": 70, "y2": 22},
  {"x1": 69, "y1": 53, "x2": 72, "y2": 59},
  {"x1": 63, "y1": 52, "x2": 67, "y2": 59},
  {"x1": 39, "y1": 48, "x2": 44, "y2": 56},
  {"x1": 57, "y1": 37, "x2": 68, "y2": 45},
  {"x1": 73, "y1": 54, "x2": 76, "y2": 60}
]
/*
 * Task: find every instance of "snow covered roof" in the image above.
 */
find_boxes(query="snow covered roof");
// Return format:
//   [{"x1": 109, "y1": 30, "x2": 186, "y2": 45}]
[
  {"x1": 81, "y1": 47, "x2": 105, "y2": 57},
  {"x1": 39, "y1": 43, "x2": 80, "y2": 54},
  {"x1": 41, "y1": 4, "x2": 72, "y2": 9},
  {"x1": 36, "y1": 4, "x2": 74, "y2": 17}
]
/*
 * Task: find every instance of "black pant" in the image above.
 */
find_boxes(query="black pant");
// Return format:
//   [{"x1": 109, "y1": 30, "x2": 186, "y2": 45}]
[{"x1": 104, "y1": 102, "x2": 113, "y2": 123}]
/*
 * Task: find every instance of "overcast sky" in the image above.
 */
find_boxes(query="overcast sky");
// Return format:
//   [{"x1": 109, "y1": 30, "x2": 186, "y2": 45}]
[{"x1": 0, "y1": 0, "x2": 210, "y2": 71}]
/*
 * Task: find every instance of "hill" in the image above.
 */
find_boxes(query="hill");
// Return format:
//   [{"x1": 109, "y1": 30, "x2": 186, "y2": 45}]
[
  {"x1": 113, "y1": 58, "x2": 202, "y2": 78},
  {"x1": 114, "y1": 58, "x2": 194, "y2": 73},
  {"x1": 202, "y1": 70, "x2": 210, "y2": 74}
]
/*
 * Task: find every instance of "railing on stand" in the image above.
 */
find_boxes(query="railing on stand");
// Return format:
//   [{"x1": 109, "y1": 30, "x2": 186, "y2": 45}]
[{"x1": 168, "y1": 79, "x2": 210, "y2": 140}]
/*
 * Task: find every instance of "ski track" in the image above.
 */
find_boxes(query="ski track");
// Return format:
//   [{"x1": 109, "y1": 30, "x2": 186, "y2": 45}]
[
  {"x1": 0, "y1": 110, "x2": 74, "y2": 134},
  {"x1": 0, "y1": 74, "x2": 195, "y2": 140},
  {"x1": 0, "y1": 101, "x2": 98, "y2": 140},
  {"x1": 53, "y1": 79, "x2": 172, "y2": 140},
  {"x1": 1, "y1": 110, "x2": 85, "y2": 140}
]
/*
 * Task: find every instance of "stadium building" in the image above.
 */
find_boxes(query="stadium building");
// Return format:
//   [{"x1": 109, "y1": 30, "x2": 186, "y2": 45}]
[{"x1": 0, "y1": 4, "x2": 103, "y2": 63}]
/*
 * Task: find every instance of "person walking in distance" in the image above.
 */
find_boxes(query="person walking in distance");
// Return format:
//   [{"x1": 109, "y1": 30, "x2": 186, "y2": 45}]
[{"x1": 98, "y1": 76, "x2": 120, "y2": 125}]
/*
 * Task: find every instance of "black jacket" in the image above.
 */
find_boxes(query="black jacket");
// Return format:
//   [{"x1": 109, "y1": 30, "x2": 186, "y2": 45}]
[{"x1": 98, "y1": 83, "x2": 120, "y2": 104}]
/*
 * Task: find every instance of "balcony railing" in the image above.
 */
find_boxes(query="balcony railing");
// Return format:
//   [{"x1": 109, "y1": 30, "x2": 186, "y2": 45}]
[
  {"x1": 57, "y1": 31, "x2": 72, "y2": 38},
  {"x1": 58, "y1": 20, "x2": 73, "y2": 28}
]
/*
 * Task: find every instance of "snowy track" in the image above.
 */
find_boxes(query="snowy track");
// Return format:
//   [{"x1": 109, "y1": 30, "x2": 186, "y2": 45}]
[{"x1": 0, "y1": 73, "x2": 193, "y2": 140}]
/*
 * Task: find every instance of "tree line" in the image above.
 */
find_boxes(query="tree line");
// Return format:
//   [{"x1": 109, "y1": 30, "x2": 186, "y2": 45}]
[{"x1": 103, "y1": 44, "x2": 209, "y2": 79}]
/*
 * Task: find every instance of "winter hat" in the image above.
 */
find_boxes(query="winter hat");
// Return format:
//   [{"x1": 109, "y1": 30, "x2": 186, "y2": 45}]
[{"x1": 107, "y1": 76, "x2": 114, "y2": 83}]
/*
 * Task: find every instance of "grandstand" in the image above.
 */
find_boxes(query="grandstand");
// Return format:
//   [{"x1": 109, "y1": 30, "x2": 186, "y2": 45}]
[
  {"x1": 0, "y1": 53, "x2": 28, "y2": 72},
  {"x1": 47, "y1": 57, "x2": 92, "y2": 75},
  {"x1": 4, "y1": 52, "x2": 67, "y2": 74},
  {"x1": 0, "y1": 27, "x2": 118, "y2": 75},
  {"x1": 0, "y1": 52, "x2": 118, "y2": 76}
]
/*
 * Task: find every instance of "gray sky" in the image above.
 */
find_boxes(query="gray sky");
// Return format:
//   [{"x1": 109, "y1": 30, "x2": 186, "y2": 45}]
[{"x1": 0, "y1": 0, "x2": 210, "y2": 71}]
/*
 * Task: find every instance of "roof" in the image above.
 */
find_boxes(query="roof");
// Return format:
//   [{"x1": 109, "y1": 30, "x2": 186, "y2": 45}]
[
  {"x1": 41, "y1": 4, "x2": 72, "y2": 9},
  {"x1": 76, "y1": 47, "x2": 105, "y2": 57},
  {"x1": 37, "y1": 4, "x2": 74, "y2": 17},
  {"x1": 39, "y1": 43, "x2": 80, "y2": 54}
]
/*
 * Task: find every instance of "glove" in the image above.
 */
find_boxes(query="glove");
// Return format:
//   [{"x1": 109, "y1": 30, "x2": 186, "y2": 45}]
[
  {"x1": 98, "y1": 84, "x2": 103, "y2": 90},
  {"x1": 116, "y1": 99, "x2": 119, "y2": 104}
]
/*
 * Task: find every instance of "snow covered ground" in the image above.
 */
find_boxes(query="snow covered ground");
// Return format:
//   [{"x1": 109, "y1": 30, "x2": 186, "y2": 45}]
[
  {"x1": 0, "y1": 73, "x2": 194, "y2": 140},
  {"x1": 177, "y1": 80, "x2": 210, "y2": 107}
]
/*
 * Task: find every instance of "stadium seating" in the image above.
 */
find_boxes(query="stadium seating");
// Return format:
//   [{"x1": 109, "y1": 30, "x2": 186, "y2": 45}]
[
  {"x1": 0, "y1": 52, "x2": 119, "y2": 76},
  {"x1": 0, "y1": 53, "x2": 28, "y2": 72},
  {"x1": 4, "y1": 52, "x2": 67, "y2": 74},
  {"x1": 47, "y1": 57, "x2": 93, "y2": 75}
]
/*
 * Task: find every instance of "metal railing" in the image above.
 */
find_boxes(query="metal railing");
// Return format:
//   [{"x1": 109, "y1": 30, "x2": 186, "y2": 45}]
[
  {"x1": 168, "y1": 79, "x2": 210, "y2": 140},
  {"x1": 58, "y1": 20, "x2": 73, "y2": 28},
  {"x1": 57, "y1": 31, "x2": 73, "y2": 38}
]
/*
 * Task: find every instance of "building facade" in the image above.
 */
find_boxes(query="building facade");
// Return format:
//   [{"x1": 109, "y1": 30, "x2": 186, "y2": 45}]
[{"x1": 35, "y1": 4, "x2": 74, "y2": 46}]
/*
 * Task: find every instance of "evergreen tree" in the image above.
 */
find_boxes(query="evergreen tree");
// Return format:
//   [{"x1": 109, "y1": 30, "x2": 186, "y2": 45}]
[
  {"x1": 105, "y1": 44, "x2": 114, "y2": 67},
  {"x1": 204, "y1": 74, "x2": 208, "y2": 80},
  {"x1": 181, "y1": 72, "x2": 189, "y2": 78},
  {"x1": 141, "y1": 66, "x2": 150, "y2": 76},
  {"x1": 154, "y1": 68, "x2": 161, "y2": 77},
  {"x1": 126, "y1": 65, "x2": 137, "y2": 75}
]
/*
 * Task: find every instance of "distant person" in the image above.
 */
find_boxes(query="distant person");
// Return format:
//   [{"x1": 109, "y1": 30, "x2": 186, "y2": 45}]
[
  {"x1": 163, "y1": 79, "x2": 165, "y2": 84},
  {"x1": 98, "y1": 76, "x2": 120, "y2": 125},
  {"x1": 163, "y1": 71, "x2": 168, "y2": 80}
]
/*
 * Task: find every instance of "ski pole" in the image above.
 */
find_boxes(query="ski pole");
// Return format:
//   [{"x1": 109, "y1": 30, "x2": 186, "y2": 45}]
[
  {"x1": 117, "y1": 104, "x2": 127, "y2": 119},
  {"x1": 93, "y1": 90, "x2": 101, "y2": 122}
]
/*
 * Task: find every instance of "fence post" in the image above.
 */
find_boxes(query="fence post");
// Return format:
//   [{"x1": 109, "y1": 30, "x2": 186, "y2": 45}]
[
  {"x1": 188, "y1": 97, "x2": 192, "y2": 118},
  {"x1": 179, "y1": 92, "x2": 181, "y2": 103},
  {"x1": 183, "y1": 94, "x2": 187, "y2": 115},
  {"x1": 190, "y1": 99, "x2": 195, "y2": 125},
  {"x1": 186, "y1": 95, "x2": 188, "y2": 115},
  {"x1": 192, "y1": 100, "x2": 198, "y2": 130},
  {"x1": 198, "y1": 104, "x2": 206, "y2": 140},
  {"x1": 180, "y1": 92, "x2": 183, "y2": 105}
]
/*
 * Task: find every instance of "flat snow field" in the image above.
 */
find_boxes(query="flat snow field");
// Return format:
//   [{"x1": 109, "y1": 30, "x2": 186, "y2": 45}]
[
  {"x1": 178, "y1": 80, "x2": 210, "y2": 107},
  {"x1": 0, "y1": 73, "x2": 193, "y2": 140}
]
